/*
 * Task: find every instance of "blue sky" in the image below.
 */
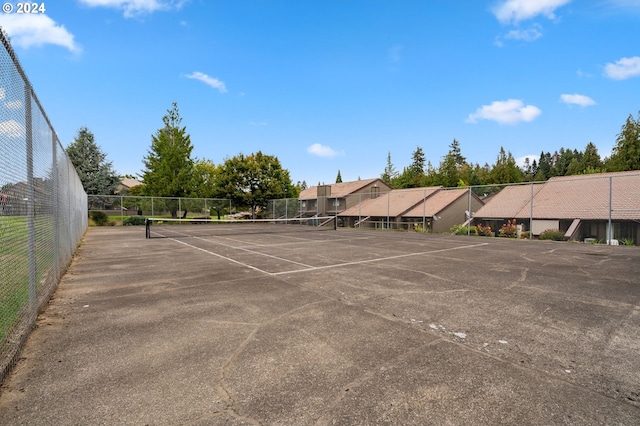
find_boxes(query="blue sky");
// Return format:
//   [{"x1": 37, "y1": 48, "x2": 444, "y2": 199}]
[{"x1": 1, "y1": 0, "x2": 639, "y2": 185}]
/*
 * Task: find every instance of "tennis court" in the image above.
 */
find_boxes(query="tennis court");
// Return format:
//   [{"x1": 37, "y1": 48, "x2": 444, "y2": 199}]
[{"x1": 1, "y1": 225, "x2": 639, "y2": 424}]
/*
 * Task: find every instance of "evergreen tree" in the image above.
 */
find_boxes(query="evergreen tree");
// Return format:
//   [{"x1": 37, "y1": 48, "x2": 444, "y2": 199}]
[
  {"x1": 401, "y1": 146, "x2": 425, "y2": 188},
  {"x1": 381, "y1": 151, "x2": 398, "y2": 184},
  {"x1": 565, "y1": 158, "x2": 582, "y2": 176},
  {"x1": 336, "y1": 170, "x2": 343, "y2": 183},
  {"x1": 535, "y1": 151, "x2": 552, "y2": 181},
  {"x1": 438, "y1": 139, "x2": 467, "y2": 187},
  {"x1": 581, "y1": 142, "x2": 602, "y2": 172},
  {"x1": 410, "y1": 146, "x2": 426, "y2": 176},
  {"x1": 66, "y1": 126, "x2": 119, "y2": 196},
  {"x1": 141, "y1": 102, "x2": 195, "y2": 218},
  {"x1": 491, "y1": 147, "x2": 523, "y2": 184},
  {"x1": 608, "y1": 111, "x2": 640, "y2": 171},
  {"x1": 522, "y1": 157, "x2": 534, "y2": 181}
]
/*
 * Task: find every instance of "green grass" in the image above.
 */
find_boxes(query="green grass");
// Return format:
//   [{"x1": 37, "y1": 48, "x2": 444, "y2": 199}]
[
  {"x1": 1, "y1": 216, "x2": 29, "y2": 342},
  {"x1": 1, "y1": 215, "x2": 57, "y2": 343}
]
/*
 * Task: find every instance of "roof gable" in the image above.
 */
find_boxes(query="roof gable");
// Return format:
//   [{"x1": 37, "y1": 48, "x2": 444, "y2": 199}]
[
  {"x1": 403, "y1": 188, "x2": 474, "y2": 217},
  {"x1": 475, "y1": 171, "x2": 640, "y2": 221},
  {"x1": 300, "y1": 178, "x2": 391, "y2": 199},
  {"x1": 518, "y1": 172, "x2": 640, "y2": 220},
  {"x1": 474, "y1": 184, "x2": 544, "y2": 219},
  {"x1": 339, "y1": 187, "x2": 441, "y2": 217}
]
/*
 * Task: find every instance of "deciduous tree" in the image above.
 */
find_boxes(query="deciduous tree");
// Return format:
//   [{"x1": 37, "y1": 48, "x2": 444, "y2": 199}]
[{"x1": 215, "y1": 151, "x2": 298, "y2": 218}]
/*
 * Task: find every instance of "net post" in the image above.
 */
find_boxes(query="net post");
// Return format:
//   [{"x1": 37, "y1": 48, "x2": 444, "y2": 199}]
[
  {"x1": 145, "y1": 218, "x2": 150, "y2": 239},
  {"x1": 334, "y1": 215, "x2": 337, "y2": 230}
]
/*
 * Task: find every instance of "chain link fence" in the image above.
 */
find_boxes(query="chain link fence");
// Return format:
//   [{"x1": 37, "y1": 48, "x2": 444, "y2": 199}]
[
  {"x1": 88, "y1": 195, "x2": 237, "y2": 222},
  {"x1": 270, "y1": 173, "x2": 639, "y2": 244},
  {"x1": 91, "y1": 175, "x2": 640, "y2": 245},
  {"x1": 1, "y1": 30, "x2": 87, "y2": 384}
]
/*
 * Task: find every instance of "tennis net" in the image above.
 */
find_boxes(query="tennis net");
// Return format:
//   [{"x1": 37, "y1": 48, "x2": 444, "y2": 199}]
[{"x1": 145, "y1": 216, "x2": 337, "y2": 239}]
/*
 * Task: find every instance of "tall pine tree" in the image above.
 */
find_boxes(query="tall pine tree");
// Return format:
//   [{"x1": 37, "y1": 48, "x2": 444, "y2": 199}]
[
  {"x1": 66, "y1": 126, "x2": 119, "y2": 196},
  {"x1": 141, "y1": 102, "x2": 195, "y2": 218},
  {"x1": 608, "y1": 111, "x2": 640, "y2": 172}
]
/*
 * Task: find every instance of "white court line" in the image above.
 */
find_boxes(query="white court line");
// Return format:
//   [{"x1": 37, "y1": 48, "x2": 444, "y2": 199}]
[
  {"x1": 155, "y1": 229, "x2": 489, "y2": 276},
  {"x1": 192, "y1": 236, "x2": 314, "y2": 268},
  {"x1": 150, "y1": 228, "x2": 328, "y2": 271},
  {"x1": 270, "y1": 242, "x2": 490, "y2": 276},
  {"x1": 169, "y1": 237, "x2": 270, "y2": 274}
]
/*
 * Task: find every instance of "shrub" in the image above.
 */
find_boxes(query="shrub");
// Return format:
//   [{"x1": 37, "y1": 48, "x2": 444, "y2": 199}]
[
  {"x1": 90, "y1": 211, "x2": 110, "y2": 226},
  {"x1": 476, "y1": 223, "x2": 492, "y2": 237},
  {"x1": 413, "y1": 223, "x2": 428, "y2": 233},
  {"x1": 538, "y1": 229, "x2": 564, "y2": 241},
  {"x1": 450, "y1": 224, "x2": 477, "y2": 235},
  {"x1": 122, "y1": 215, "x2": 147, "y2": 226},
  {"x1": 520, "y1": 231, "x2": 531, "y2": 239},
  {"x1": 621, "y1": 238, "x2": 635, "y2": 246},
  {"x1": 498, "y1": 219, "x2": 517, "y2": 238}
]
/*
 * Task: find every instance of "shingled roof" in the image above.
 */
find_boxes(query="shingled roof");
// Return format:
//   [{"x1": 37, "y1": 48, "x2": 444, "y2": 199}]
[
  {"x1": 518, "y1": 171, "x2": 640, "y2": 220},
  {"x1": 338, "y1": 187, "x2": 442, "y2": 217},
  {"x1": 474, "y1": 183, "x2": 544, "y2": 219},
  {"x1": 475, "y1": 171, "x2": 640, "y2": 221},
  {"x1": 299, "y1": 178, "x2": 389, "y2": 200},
  {"x1": 403, "y1": 188, "x2": 474, "y2": 217}
]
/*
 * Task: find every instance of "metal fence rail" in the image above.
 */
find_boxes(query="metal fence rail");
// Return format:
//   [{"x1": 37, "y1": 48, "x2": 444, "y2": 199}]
[
  {"x1": 0, "y1": 30, "x2": 87, "y2": 384},
  {"x1": 88, "y1": 195, "x2": 236, "y2": 220},
  {"x1": 274, "y1": 174, "x2": 640, "y2": 244},
  {"x1": 93, "y1": 173, "x2": 640, "y2": 246}
]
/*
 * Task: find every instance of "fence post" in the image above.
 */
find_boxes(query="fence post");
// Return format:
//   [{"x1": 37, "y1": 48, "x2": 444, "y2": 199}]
[
  {"x1": 25, "y1": 83, "x2": 37, "y2": 317},
  {"x1": 52, "y1": 133, "x2": 60, "y2": 280},
  {"x1": 387, "y1": 191, "x2": 390, "y2": 230},
  {"x1": 423, "y1": 189, "x2": 427, "y2": 232},
  {"x1": 358, "y1": 193, "x2": 361, "y2": 228},
  {"x1": 530, "y1": 182, "x2": 533, "y2": 240},
  {"x1": 608, "y1": 176, "x2": 613, "y2": 245},
  {"x1": 468, "y1": 187, "x2": 472, "y2": 236}
]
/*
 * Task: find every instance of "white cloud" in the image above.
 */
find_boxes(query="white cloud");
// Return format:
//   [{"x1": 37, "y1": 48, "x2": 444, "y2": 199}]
[
  {"x1": 78, "y1": 0, "x2": 182, "y2": 18},
  {"x1": 466, "y1": 99, "x2": 541, "y2": 125},
  {"x1": 516, "y1": 154, "x2": 539, "y2": 168},
  {"x1": 0, "y1": 119, "x2": 26, "y2": 138},
  {"x1": 493, "y1": 0, "x2": 572, "y2": 24},
  {"x1": 0, "y1": 14, "x2": 80, "y2": 53},
  {"x1": 604, "y1": 56, "x2": 640, "y2": 80},
  {"x1": 4, "y1": 100, "x2": 23, "y2": 109},
  {"x1": 185, "y1": 72, "x2": 227, "y2": 93},
  {"x1": 504, "y1": 24, "x2": 543, "y2": 42},
  {"x1": 307, "y1": 143, "x2": 340, "y2": 158},
  {"x1": 560, "y1": 93, "x2": 596, "y2": 106}
]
